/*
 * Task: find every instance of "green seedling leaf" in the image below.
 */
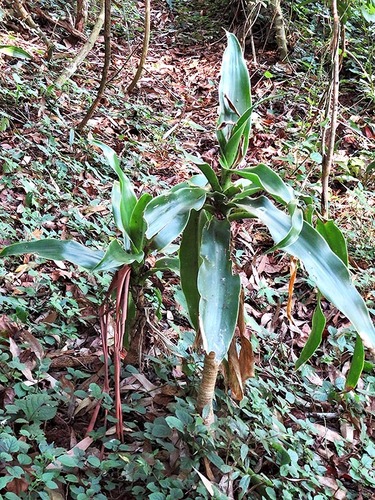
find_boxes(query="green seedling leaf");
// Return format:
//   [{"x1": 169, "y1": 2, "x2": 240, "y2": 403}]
[
  {"x1": 198, "y1": 218, "x2": 241, "y2": 362},
  {"x1": 93, "y1": 141, "x2": 137, "y2": 250},
  {"x1": 16, "y1": 394, "x2": 58, "y2": 422},
  {"x1": 0, "y1": 239, "x2": 104, "y2": 270},
  {"x1": 217, "y1": 32, "x2": 251, "y2": 164},
  {"x1": 316, "y1": 219, "x2": 348, "y2": 266},
  {"x1": 145, "y1": 185, "x2": 206, "y2": 250},
  {"x1": 345, "y1": 335, "x2": 365, "y2": 391},
  {"x1": 58, "y1": 455, "x2": 80, "y2": 467},
  {"x1": 233, "y1": 196, "x2": 375, "y2": 352},
  {"x1": 295, "y1": 296, "x2": 326, "y2": 369},
  {"x1": 233, "y1": 164, "x2": 295, "y2": 204},
  {"x1": 0, "y1": 45, "x2": 33, "y2": 59},
  {"x1": 185, "y1": 153, "x2": 222, "y2": 191},
  {"x1": 180, "y1": 210, "x2": 207, "y2": 331},
  {"x1": 165, "y1": 416, "x2": 185, "y2": 432}
]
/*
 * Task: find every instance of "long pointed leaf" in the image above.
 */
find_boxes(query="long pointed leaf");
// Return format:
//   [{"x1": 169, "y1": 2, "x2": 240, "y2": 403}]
[
  {"x1": 0, "y1": 240, "x2": 104, "y2": 270},
  {"x1": 267, "y1": 201, "x2": 303, "y2": 252},
  {"x1": 180, "y1": 210, "x2": 207, "y2": 330},
  {"x1": 185, "y1": 153, "x2": 222, "y2": 192},
  {"x1": 198, "y1": 218, "x2": 241, "y2": 362},
  {"x1": 345, "y1": 335, "x2": 365, "y2": 390},
  {"x1": 93, "y1": 239, "x2": 143, "y2": 272},
  {"x1": 295, "y1": 296, "x2": 326, "y2": 369},
  {"x1": 93, "y1": 141, "x2": 137, "y2": 249},
  {"x1": 316, "y1": 219, "x2": 348, "y2": 266},
  {"x1": 128, "y1": 193, "x2": 152, "y2": 252},
  {"x1": 234, "y1": 196, "x2": 375, "y2": 351},
  {"x1": 0, "y1": 45, "x2": 33, "y2": 59},
  {"x1": 145, "y1": 186, "x2": 206, "y2": 249},
  {"x1": 233, "y1": 164, "x2": 295, "y2": 204},
  {"x1": 217, "y1": 33, "x2": 251, "y2": 163},
  {"x1": 224, "y1": 106, "x2": 254, "y2": 167}
]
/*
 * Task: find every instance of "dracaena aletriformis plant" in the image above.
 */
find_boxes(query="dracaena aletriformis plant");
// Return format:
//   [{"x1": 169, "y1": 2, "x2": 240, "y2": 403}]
[
  {"x1": 0, "y1": 141, "x2": 177, "y2": 440},
  {"x1": 144, "y1": 32, "x2": 375, "y2": 423}
]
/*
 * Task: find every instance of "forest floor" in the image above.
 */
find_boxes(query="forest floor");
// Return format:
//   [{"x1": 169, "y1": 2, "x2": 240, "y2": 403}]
[{"x1": 0, "y1": 0, "x2": 374, "y2": 499}]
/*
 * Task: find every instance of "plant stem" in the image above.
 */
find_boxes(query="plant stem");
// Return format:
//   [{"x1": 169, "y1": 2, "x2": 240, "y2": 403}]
[
  {"x1": 196, "y1": 351, "x2": 220, "y2": 427},
  {"x1": 270, "y1": 0, "x2": 288, "y2": 60},
  {"x1": 321, "y1": 0, "x2": 340, "y2": 218},
  {"x1": 55, "y1": 0, "x2": 105, "y2": 88},
  {"x1": 77, "y1": 0, "x2": 112, "y2": 130},
  {"x1": 127, "y1": 0, "x2": 151, "y2": 93}
]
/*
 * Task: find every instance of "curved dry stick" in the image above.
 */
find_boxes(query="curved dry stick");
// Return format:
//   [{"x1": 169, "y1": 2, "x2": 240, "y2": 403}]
[
  {"x1": 77, "y1": 0, "x2": 112, "y2": 130},
  {"x1": 127, "y1": 0, "x2": 151, "y2": 94}
]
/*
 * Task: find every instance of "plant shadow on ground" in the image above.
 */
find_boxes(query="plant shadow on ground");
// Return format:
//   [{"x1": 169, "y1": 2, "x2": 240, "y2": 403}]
[{"x1": 0, "y1": 0, "x2": 374, "y2": 498}]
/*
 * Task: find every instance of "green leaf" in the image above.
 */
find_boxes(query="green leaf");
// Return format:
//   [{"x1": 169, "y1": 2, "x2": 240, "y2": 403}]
[
  {"x1": 345, "y1": 335, "x2": 365, "y2": 391},
  {"x1": 0, "y1": 239, "x2": 104, "y2": 270},
  {"x1": 185, "y1": 153, "x2": 222, "y2": 192},
  {"x1": 233, "y1": 196, "x2": 375, "y2": 351},
  {"x1": 58, "y1": 455, "x2": 79, "y2": 467},
  {"x1": 0, "y1": 45, "x2": 33, "y2": 59},
  {"x1": 151, "y1": 257, "x2": 180, "y2": 274},
  {"x1": 198, "y1": 218, "x2": 241, "y2": 361},
  {"x1": 217, "y1": 32, "x2": 251, "y2": 164},
  {"x1": 16, "y1": 394, "x2": 57, "y2": 422},
  {"x1": 180, "y1": 210, "x2": 207, "y2": 331},
  {"x1": 93, "y1": 141, "x2": 137, "y2": 250},
  {"x1": 0, "y1": 476, "x2": 13, "y2": 489},
  {"x1": 128, "y1": 193, "x2": 152, "y2": 252},
  {"x1": 93, "y1": 239, "x2": 143, "y2": 272},
  {"x1": 233, "y1": 164, "x2": 295, "y2": 204},
  {"x1": 295, "y1": 296, "x2": 326, "y2": 369},
  {"x1": 223, "y1": 106, "x2": 253, "y2": 167},
  {"x1": 316, "y1": 219, "x2": 348, "y2": 266},
  {"x1": 111, "y1": 181, "x2": 126, "y2": 235},
  {"x1": 268, "y1": 201, "x2": 303, "y2": 252},
  {"x1": 165, "y1": 416, "x2": 185, "y2": 432},
  {"x1": 145, "y1": 185, "x2": 206, "y2": 250}
]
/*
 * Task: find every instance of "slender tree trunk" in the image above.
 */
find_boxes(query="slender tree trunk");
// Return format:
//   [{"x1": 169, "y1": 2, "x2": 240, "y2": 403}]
[
  {"x1": 75, "y1": 0, "x2": 88, "y2": 32},
  {"x1": 13, "y1": 0, "x2": 54, "y2": 58},
  {"x1": 55, "y1": 0, "x2": 105, "y2": 87},
  {"x1": 271, "y1": 0, "x2": 288, "y2": 60},
  {"x1": 321, "y1": 0, "x2": 340, "y2": 218},
  {"x1": 127, "y1": 0, "x2": 151, "y2": 93},
  {"x1": 77, "y1": 0, "x2": 111, "y2": 130}
]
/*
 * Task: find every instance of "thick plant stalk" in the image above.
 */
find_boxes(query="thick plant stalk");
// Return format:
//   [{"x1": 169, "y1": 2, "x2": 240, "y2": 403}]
[
  {"x1": 270, "y1": 0, "x2": 288, "y2": 60},
  {"x1": 77, "y1": 0, "x2": 111, "y2": 130},
  {"x1": 55, "y1": 0, "x2": 105, "y2": 87},
  {"x1": 321, "y1": 0, "x2": 340, "y2": 218},
  {"x1": 127, "y1": 0, "x2": 151, "y2": 94},
  {"x1": 196, "y1": 352, "x2": 220, "y2": 427}
]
